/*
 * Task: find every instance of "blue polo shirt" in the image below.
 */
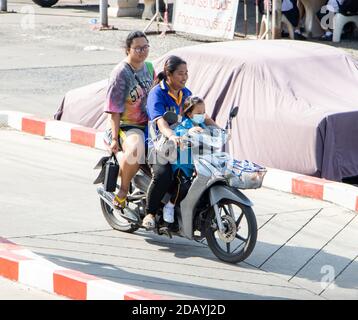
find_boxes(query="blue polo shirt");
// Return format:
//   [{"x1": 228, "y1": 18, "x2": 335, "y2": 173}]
[{"x1": 147, "y1": 80, "x2": 192, "y2": 121}]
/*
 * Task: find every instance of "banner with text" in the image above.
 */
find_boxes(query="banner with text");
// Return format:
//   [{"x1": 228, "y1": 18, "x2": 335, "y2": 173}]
[{"x1": 173, "y1": 0, "x2": 239, "y2": 40}]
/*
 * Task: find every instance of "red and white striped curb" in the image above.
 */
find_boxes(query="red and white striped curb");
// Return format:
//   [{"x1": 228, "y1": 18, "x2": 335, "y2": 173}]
[
  {"x1": 0, "y1": 237, "x2": 169, "y2": 300},
  {"x1": 262, "y1": 169, "x2": 358, "y2": 213},
  {"x1": 1, "y1": 110, "x2": 357, "y2": 213},
  {"x1": 0, "y1": 110, "x2": 107, "y2": 151}
]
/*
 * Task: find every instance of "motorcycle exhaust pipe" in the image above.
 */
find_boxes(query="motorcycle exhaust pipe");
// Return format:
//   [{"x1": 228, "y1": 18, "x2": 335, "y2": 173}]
[
  {"x1": 97, "y1": 186, "x2": 140, "y2": 223},
  {"x1": 97, "y1": 186, "x2": 116, "y2": 209}
]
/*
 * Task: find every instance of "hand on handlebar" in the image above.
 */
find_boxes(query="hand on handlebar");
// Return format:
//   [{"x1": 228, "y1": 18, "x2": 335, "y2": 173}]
[
  {"x1": 188, "y1": 126, "x2": 204, "y2": 134},
  {"x1": 169, "y1": 135, "x2": 182, "y2": 147},
  {"x1": 169, "y1": 134, "x2": 192, "y2": 150}
]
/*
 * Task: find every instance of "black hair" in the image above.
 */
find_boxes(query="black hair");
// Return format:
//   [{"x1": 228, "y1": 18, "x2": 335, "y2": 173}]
[
  {"x1": 125, "y1": 31, "x2": 148, "y2": 55},
  {"x1": 154, "y1": 55, "x2": 187, "y2": 86}
]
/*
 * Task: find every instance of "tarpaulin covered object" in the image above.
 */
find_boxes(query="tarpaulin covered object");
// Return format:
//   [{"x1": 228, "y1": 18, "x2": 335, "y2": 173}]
[{"x1": 55, "y1": 40, "x2": 358, "y2": 181}]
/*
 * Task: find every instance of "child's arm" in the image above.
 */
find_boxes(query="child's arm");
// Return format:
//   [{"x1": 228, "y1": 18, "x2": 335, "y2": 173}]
[
  {"x1": 204, "y1": 114, "x2": 220, "y2": 128},
  {"x1": 175, "y1": 124, "x2": 188, "y2": 137}
]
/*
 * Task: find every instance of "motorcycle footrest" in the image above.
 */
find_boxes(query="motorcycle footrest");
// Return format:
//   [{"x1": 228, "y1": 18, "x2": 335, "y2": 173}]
[
  {"x1": 116, "y1": 207, "x2": 139, "y2": 223},
  {"x1": 158, "y1": 226, "x2": 172, "y2": 239}
]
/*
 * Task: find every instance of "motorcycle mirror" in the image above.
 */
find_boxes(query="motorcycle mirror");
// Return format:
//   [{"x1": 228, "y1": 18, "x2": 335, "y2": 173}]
[
  {"x1": 229, "y1": 106, "x2": 239, "y2": 119},
  {"x1": 163, "y1": 111, "x2": 178, "y2": 125}
]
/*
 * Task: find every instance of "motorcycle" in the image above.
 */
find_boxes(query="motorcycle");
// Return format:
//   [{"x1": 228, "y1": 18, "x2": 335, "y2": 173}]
[{"x1": 94, "y1": 107, "x2": 266, "y2": 264}]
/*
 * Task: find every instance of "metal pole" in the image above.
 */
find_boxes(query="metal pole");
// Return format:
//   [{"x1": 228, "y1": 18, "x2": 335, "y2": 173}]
[
  {"x1": 266, "y1": 0, "x2": 270, "y2": 39},
  {"x1": 144, "y1": 0, "x2": 160, "y2": 34},
  {"x1": 256, "y1": 0, "x2": 259, "y2": 37},
  {"x1": 244, "y1": 0, "x2": 248, "y2": 37},
  {"x1": 143, "y1": 11, "x2": 158, "y2": 33},
  {"x1": 160, "y1": 0, "x2": 171, "y2": 36},
  {"x1": 100, "y1": 0, "x2": 108, "y2": 27},
  {"x1": 0, "y1": 0, "x2": 7, "y2": 12},
  {"x1": 156, "y1": 0, "x2": 160, "y2": 33}
]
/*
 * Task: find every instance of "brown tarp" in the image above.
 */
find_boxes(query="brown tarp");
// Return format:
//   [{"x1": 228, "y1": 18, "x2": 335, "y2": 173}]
[{"x1": 56, "y1": 40, "x2": 358, "y2": 181}]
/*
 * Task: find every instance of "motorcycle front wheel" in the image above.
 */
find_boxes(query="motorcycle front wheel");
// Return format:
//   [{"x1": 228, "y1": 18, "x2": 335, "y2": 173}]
[{"x1": 205, "y1": 199, "x2": 257, "y2": 264}]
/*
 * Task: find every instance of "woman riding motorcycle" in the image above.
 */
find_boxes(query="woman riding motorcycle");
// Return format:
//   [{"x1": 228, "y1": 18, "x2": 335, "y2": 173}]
[{"x1": 143, "y1": 55, "x2": 218, "y2": 230}]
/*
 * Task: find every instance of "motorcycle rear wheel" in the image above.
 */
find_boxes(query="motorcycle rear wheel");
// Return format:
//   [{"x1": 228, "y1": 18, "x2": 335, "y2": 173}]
[
  {"x1": 205, "y1": 199, "x2": 257, "y2": 264},
  {"x1": 100, "y1": 199, "x2": 139, "y2": 233}
]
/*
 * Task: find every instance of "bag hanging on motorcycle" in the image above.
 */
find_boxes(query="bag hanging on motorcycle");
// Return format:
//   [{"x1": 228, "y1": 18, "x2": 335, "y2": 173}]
[
  {"x1": 225, "y1": 160, "x2": 267, "y2": 189},
  {"x1": 103, "y1": 153, "x2": 119, "y2": 192}
]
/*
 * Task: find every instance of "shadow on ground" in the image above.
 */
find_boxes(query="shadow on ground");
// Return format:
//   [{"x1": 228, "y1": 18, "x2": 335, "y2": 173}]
[
  {"x1": 39, "y1": 252, "x2": 290, "y2": 300},
  {"x1": 29, "y1": 229, "x2": 357, "y2": 299}
]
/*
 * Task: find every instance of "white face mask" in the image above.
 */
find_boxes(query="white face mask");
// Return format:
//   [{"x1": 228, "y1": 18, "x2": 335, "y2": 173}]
[{"x1": 192, "y1": 114, "x2": 205, "y2": 124}]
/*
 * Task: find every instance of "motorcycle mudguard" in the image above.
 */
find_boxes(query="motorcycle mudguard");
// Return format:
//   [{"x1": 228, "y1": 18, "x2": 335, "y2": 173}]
[
  {"x1": 209, "y1": 185, "x2": 253, "y2": 207},
  {"x1": 93, "y1": 155, "x2": 111, "y2": 184}
]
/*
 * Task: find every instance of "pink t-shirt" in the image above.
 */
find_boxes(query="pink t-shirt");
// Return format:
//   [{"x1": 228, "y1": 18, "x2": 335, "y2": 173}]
[{"x1": 104, "y1": 61, "x2": 153, "y2": 129}]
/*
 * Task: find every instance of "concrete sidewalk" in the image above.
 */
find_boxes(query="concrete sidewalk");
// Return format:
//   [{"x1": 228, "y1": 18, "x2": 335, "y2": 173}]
[{"x1": 0, "y1": 127, "x2": 357, "y2": 300}]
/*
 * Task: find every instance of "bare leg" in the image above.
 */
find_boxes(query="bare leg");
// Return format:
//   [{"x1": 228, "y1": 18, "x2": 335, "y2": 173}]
[
  {"x1": 296, "y1": 0, "x2": 305, "y2": 33},
  {"x1": 115, "y1": 129, "x2": 145, "y2": 203},
  {"x1": 259, "y1": 14, "x2": 267, "y2": 39}
]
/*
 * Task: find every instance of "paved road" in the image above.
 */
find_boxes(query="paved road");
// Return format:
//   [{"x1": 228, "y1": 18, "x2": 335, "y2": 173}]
[
  {"x1": 1, "y1": 128, "x2": 357, "y2": 300},
  {"x1": 0, "y1": 0, "x2": 202, "y2": 119}
]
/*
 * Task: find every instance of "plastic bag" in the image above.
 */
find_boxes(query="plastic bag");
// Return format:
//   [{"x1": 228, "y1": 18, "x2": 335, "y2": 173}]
[{"x1": 225, "y1": 160, "x2": 267, "y2": 189}]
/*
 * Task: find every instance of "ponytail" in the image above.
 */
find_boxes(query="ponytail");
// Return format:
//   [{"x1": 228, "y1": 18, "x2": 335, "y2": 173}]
[{"x1": 153, "y1": 71, "x2": 167, "y2": 86}]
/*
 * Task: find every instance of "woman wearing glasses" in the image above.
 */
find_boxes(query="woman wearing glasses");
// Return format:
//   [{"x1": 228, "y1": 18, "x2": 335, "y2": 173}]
[
  {"x1": 143, "y1": 55, "x2": 218, "y2": 230},
  {"x1": 104, "y1": 31, "x2": 154, "y2": 210}
]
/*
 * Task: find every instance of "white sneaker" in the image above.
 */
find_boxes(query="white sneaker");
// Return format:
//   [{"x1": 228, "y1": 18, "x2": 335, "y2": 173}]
[{"x1": 163, "y1": 202, "x2": 175, "y2": 223}]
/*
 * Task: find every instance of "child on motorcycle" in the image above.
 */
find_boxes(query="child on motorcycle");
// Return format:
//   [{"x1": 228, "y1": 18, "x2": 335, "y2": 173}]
[{"x1": 163, "y1": 95, "x2": 208, "y2": 223}]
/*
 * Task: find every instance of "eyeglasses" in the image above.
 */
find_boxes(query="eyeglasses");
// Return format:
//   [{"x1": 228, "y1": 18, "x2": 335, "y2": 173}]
[{"x1": 131, "y1": 45, "x2": 150, "y2": 54}]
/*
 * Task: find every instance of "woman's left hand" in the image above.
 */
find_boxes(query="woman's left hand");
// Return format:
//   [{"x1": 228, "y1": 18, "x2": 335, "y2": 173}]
[{"x1": 188, "y1": 127, "x2": 204, "y2": 134}]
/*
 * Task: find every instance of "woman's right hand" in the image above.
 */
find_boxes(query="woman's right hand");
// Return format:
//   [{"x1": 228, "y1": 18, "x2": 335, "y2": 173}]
[
  {"x1": 169, "y1": 134, "x2": 182, "y2": 147},
  {"x1": 110, "y1": 139, "x2": 120, "y2": 154}
]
